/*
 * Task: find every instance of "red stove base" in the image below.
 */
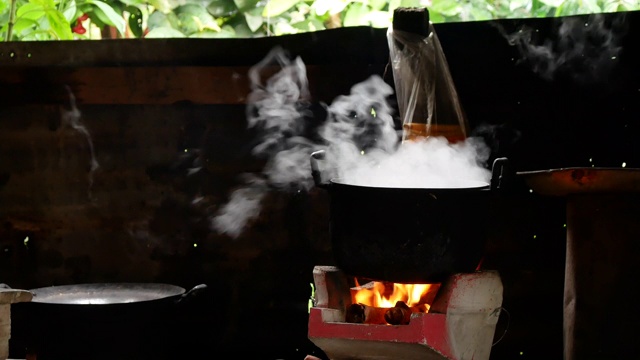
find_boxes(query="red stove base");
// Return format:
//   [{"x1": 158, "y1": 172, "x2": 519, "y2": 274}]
[{"x1": 308, "y1": 266, "x2": 503, "y2": 360}]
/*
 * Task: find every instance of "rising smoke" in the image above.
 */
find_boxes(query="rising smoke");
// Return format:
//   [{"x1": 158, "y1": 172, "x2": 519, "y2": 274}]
[
  {"x1": 62, "y1": 85, "x2": 100, "y2": 201},
  {"x1": 495, "y1": 13, "x2": 628, "y2": 83},
  {"x1": 211, "y1": 47, "x2": 492, "y2": 239}
]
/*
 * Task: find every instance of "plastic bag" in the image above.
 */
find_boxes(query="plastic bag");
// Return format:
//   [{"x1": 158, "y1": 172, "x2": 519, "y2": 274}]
[{"x1": 387, "y1": 8, "x2": 469, "y2": 143}]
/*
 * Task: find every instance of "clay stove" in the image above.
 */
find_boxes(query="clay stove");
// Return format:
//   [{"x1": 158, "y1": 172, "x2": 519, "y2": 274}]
[{"x1": 308, "y1": 266, "x2": 503, "y2": 360}]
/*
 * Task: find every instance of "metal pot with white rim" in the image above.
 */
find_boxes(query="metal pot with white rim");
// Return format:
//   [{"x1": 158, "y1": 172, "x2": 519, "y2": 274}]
[
  {"x1": 8, "y1": 282, "x2": 207, "y2": 360},
  {"x1": 310, "y1": 150, "x2": 508, "y2": 284}
]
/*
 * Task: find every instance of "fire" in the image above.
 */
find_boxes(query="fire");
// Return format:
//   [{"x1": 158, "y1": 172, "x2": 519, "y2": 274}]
[{"x1": 351, "y1": 279, "x2": 440, "y2": 310}]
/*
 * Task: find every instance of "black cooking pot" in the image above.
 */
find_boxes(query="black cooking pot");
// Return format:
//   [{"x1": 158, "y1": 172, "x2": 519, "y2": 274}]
[
  {"x1": 311, "y1": 150, "x2": 508, "y2": 283},
  {"x1": 8, "y1": 283, "x2": 207, "y2": 360}
]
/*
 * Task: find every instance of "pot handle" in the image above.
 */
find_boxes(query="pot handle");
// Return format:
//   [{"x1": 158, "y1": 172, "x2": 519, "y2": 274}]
[
  {"x1": 176, "y1": 283, "x2": 208, "y2": 304},
  {"x1": 310, "y1": 150, "x2": 330, "y2": 189},
  {"x1": 490, "y1": 157, "x2": 510, "y2": 191}
]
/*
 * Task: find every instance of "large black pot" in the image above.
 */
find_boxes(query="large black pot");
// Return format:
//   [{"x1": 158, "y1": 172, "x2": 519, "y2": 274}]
[
  {"x1": 311, "y1": 150, "x2": 507, "y2": 283},
  {"x1": 8, "y1": 283, "x2": 207, "y2": 360}
]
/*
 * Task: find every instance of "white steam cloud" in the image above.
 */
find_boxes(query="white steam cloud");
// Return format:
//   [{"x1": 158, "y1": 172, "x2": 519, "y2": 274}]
[
  {"x1": 211, "y1": 47, "x2": 491, "y2": 238},
  {"x1": 211, "y1": 47, "x2": 314, "y2": 238},
  {"x1": 496, "y1": 13, "x2": 628, "y2": 82},
  {"x1": 337, "y1": 136, "x2": 491, "y2": 188}
]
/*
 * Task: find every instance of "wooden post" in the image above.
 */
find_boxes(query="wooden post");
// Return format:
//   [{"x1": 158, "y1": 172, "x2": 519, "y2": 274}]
[
  {"x1": 564, "y1": 194, "x2": 640, "y2": 360},
  {"x1": 0, "y1": 289, "x2": 32, "y2": 360}
]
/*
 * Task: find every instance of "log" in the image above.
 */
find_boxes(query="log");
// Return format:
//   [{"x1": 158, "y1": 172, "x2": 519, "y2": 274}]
[
  {"x1": 345, "y1": 303, "x2": 365, "y2": 323},
  {"x1": 345, "y1": 302, "x2": 425, "y2": 325},
  {"x1": 384, "y1": 301, "x2": 412, "y2": 325},
  {"x1": 344, "y1": 303, "x2": 389, "y2": 325}
]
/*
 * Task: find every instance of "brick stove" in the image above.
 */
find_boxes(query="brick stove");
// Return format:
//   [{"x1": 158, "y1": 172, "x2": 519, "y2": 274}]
[{"x1": 308, "y1": 266, "x2": 503, "y2": 360}]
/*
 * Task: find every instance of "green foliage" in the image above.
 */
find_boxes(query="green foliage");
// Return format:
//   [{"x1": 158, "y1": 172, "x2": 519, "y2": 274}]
[{"x1": 1, "y1": 0, "x2": 638, "y2": 40}]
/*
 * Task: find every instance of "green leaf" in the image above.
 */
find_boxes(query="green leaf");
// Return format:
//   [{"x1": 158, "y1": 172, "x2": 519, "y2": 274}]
[
  {"x1": 117, "y1": 0, "x2": 148, "y2": 6},
  {"x1": 233, "y1": 0, "x2": 258, "y2": 12},
  {"x1": 509, "y1": 0, "x2": 529, "y2": 12},
  {"x1": 580, "y1": 0, "x2": 602, "y2": 13},
  {"x1": 16, "y1": 3, "x2": 46, "y2": 20},
  {"x1": 224, "y1": 13, "x2": 254, "y2": 36},
  {"x1": 388, "y1": 0, "x2": 401, "y2": 11},
  {"x1": 554, "y1": 1, "x2": 578, "y2": 16},
  {"x1": 622, "y1": 0, "x2": 640, "y2": 10},
  {"x1": 399, "y1": 0, "x2": 422, "y2": 7},
  {"x1": 62, "y1": 0, "x2": 77, "y2": 22},
  {"x1": 538, "y1": 0, "x2": 564, "y2": 8},
  {"x1": 147, "y1": 0, "x2": 175, "y2": 13},
  {"x1": 244, "y1": 11, "x2": 263, "y2": 32},
  {"x1": 147, "y1": 10, "x2": 180, "y2": 30},
  {"x1": 206, "y1": 0, "x2": 237, "y2": 17},
  {"x1": 343, "y1": 2, "x2": 369, "y2": 27},
  {"x1": 126, "y1": 5, "x2": 143, "y2": 37},
  {"x1": 175, "y1": 4, "x2": 220, "y2": 35},
  {"x1": 427, "y1": 10, "x2": 444, "y2": 23},
  {"x1": 603, "y1": 1, "x2": 621, "y2": 12},
  {"x1": 272, "y1": 20, "x2": 298, "y2": 35},
  {"x1": 108, "y1": 1, "x2": 125, "y2": 16},
  {"x1": 262, "y1": 0, "x2": 299, "y2": 17},
  {"x1": 365, "y1": 9, "x2": 391, "y2": 28},
  {"x1": 88, "y1": 6, "x2": 111, "y2": 27},
  {"x1": 230, "y1": 19, "x2": 252, "y2": 36},
  {"x1": 29, "y1": 0, "x2": 55, "y2": 8},
  {"x1": 190, "y1": 27, "x2": 236, "y2": 37},
  {"x1": 145, "y1": 25, "x2": 185, "y2": 37},
  {"x1": 44, "y1": 8, "x2": 73, "y2": 39},
  {"x1": 311, "y1": 0, "x2": 348, "y2": 16},
  {"x1": 468, "y1": 6, "x2": 493, "y2": 21},
  {"x1": 87, "y1": 0, "x2": 126, "y2": 34},
  {"x1": 292, "y1": 17, "x2": 325, "y2": 32},
  {"x1": 429, "y1": 0, "x2": 462, "y2": 17},
  {"x1": 12, "y1": 17, "x2": 40, "y2": 35},
  {"x1": 368, "y1": 0, "x2": 387, "y2": 11}
]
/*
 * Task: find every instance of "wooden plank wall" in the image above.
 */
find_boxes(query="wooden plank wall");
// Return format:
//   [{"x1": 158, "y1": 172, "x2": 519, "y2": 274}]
[
  {"x1": 0, "y1": 28, "x2": 390, "y2": 358},
  {"x1": 0, "y1": 27, "x2": 390, "y2": 282}
]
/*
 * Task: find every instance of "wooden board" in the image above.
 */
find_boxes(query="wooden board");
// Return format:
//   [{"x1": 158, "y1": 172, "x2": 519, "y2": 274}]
[{"x1": 0, "y1": 64, "x2": 386, "y2": 105}]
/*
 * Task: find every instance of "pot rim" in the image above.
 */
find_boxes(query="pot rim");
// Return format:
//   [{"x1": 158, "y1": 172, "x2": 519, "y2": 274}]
[
  {"x1": 328, "y1": 178, "x2": 491, "y2": 191},
  {"x1": 28, "y1": 282, "x2": 186, "y2": 305}
]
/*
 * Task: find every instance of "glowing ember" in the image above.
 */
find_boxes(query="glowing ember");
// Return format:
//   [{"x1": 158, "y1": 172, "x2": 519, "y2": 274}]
[{"x1": 351, "y1": 280, "x2": 440, "y2": 310}]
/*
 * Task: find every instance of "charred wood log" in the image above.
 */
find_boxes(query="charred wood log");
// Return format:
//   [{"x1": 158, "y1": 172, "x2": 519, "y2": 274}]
[
  {"x1": 345, "y1": 303, "x2": 365, "y2": 323},
  {"x1": 384, "y1": 301, "x2": 411, "y2": 325},
  {"x1": 344, "y1": 303, "x2": 389, "y2": 324},
  {"x1": 345, "y1": 301, "x2": 427, "y2": 325}
]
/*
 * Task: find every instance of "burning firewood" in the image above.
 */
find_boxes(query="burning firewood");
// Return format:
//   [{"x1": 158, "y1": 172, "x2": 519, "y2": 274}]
[
  {"x1": 384, "y1": 301, "x2": 411, "y2": 325},
  {"x1": 345, "y1": 303, "x2": 365, "y2": 323},
  {"x1": 345, "y1": 301, "x2": 427, "y2": 325},
  {"x1": 345, "y1": 303, "x2": 387, "y2": 324}
]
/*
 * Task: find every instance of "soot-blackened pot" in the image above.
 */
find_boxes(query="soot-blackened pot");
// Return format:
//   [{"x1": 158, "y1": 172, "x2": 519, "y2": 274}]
[{"x1": 311, "y1": 150, "x2": 507, "y2": 283}]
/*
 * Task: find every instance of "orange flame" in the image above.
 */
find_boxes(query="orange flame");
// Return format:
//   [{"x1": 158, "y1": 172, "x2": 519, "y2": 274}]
[{"x1": 351, "y1": 280, "x2": 440, "y2": 310}]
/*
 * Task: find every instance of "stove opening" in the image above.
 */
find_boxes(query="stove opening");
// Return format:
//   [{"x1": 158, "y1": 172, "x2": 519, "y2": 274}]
[{"x1": 347, "y1": 279, "x2": 441, "y2": 325}]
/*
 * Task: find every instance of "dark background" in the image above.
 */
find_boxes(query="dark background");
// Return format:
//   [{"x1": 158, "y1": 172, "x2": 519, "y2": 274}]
[{"x1": 1, "y1": 10, "x2": 639, "y2": 360}]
